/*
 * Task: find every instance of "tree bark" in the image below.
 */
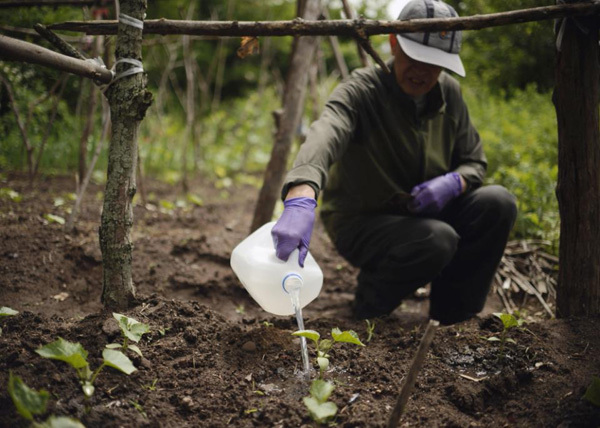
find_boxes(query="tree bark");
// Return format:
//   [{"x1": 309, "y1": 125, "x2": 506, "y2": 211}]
[
  {"x1": 100, "y1": 0, "x2": 153, "y2": 310},
  {"x1": 250, "y1": 0, "x2": 321, "y2": 233},
  {"x1": 554, "y1": 14, "x2": 600, "y2": 317}
]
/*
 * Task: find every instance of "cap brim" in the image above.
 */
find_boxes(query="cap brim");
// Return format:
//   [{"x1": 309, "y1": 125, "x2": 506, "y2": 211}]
[{"x1": 397, "y1": 35, "x2": 466, "y2": 77}]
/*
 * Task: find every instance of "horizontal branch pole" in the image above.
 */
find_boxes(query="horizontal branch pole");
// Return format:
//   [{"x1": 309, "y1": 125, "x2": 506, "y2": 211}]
[
  {"x1": 0, "y1": 34, "x2": 113, "y2": 83},
  {"x1": 0, "y1": 0, "x2": 97, "y2": 8},
  {"x1": 49, "y1": 1, "x2": 600, "y2": 36}
]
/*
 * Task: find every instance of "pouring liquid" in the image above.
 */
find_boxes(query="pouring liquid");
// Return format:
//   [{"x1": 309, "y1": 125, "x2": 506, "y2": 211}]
[{"x1": 290, "y1": 287, "x2": 311, "y2": 379}]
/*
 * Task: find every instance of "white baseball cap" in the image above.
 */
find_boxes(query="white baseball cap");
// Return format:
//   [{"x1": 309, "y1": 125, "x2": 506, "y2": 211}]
[{"x1": 396, "y1": 0, "x2": 465, "y2": 77}]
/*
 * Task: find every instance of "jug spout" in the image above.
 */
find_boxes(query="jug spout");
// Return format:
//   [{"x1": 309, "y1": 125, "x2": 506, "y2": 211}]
[{"x1": 230, "y1": 221, "x2": 323, "y2": 316}]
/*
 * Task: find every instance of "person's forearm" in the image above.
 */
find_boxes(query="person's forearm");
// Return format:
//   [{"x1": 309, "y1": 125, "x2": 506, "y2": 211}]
[{"x1": 285, "y1": 183, "x2": 316, "y2": 200}]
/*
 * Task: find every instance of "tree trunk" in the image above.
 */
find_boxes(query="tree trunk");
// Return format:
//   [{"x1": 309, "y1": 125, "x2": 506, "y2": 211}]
[
  {"x1": 250, "y1": 0, "x2": 321, "y2": 233},
  {"x1": 554, "y1": 14, "x2": 600, "y2": 317},
  {"x1": 100, "y1": 0, "x2": 153, "y2": 310}
]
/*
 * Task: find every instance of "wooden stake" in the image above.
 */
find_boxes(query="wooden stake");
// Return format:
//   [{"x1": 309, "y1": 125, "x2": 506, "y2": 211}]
[{"x1": 387, "y1": 319, "x2": 439, "y2": 428}]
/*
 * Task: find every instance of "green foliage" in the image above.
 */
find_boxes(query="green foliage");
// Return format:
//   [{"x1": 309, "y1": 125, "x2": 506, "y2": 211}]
[
  {"x1": 8, "y1": 371, "x2": 49, "y2": 421},
  {"x1": 293, "y1": 328, "x2": 364, "y2": 379},
  {"x1": 486, "y1": 312, "x2": 524, "y2": 360},
  {"x1": 106, "y1": 313, "x2": 150, "y2": 358},
  {"x1": 303, "y1": 379, "x2": 338, "y2": 424},
  {"x1": 7, "y1": 371, "x2": 85, "y2": 427},
  {"x1": 0, "y1": 307, "x2": 18, "y2": 316},
  {"x1": 0, "y1": 188, "x2": 22, "y2": 202},
  {"x1": 464, "y1": 83, "x2": 559, "y2": 249},
  {"x1": 36, "y1": 337, "x2": 136, "y2": 398},
  {"x1": 583, "y1": 376, "x2": 600, "y2": 407},
  {"x1": 447, "y1": 0, "x2": 555, "y2": 94},
  {"x1": 365, "y1": 319, "x2": 376, "y2": 343}
]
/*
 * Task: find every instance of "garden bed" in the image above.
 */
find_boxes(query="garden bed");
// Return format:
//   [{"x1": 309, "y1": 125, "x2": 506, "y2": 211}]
[{"x1": 1, "y1": 173, "x2": 599, "y2": 427}]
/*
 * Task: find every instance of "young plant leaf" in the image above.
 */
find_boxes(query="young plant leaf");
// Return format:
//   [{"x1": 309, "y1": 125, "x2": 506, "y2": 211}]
[
  {"x1": 44, "y1": 214, "x2": 65, "y2": 225},
  {"x1": 292, "y1": 329, "x2": 320, "y2": 343},
  {"x1": 128, "y1": 344, "x2": 143, "y2": 358},
  {"x1": 318, "y1": 339, "x2": 333, "y2": 355},
  {"x1": 493, "y1": 313, "x2": 519, "y2": 329},
  {"x1": 487, "y1": 336, "x2": 501, "y2": 342},
  {"x1": 105, "y1": 343, "x2": 121, "y2": 349},
  {"x1": 41, "y1": 416, "x2": 86, "y2": 428},
  {"x1": 36, "y1": 338, "x2": 88, "y2": 369},
  {"x1": 8, "y1": 371, "x2": 49, "y2": 421},
  {"x1": 113, "y1": 313, "x2": 150, "y2": 343},
  {"x1": 310, "y1": 379, "x2": 335, "y2": 402},
  {"x1": 0, "y1": 307, "x2": 18, "y2": 316},
  {"x1": 303, "y1": 397, "x2": 338, "y2": 423},
  {"x1": 102, "y1": 349, "x2": 137, "y2": 375},
  {"x1": 317, "y1": 357, "x2": 329, "y2": 373},
  {"x1": 82, "y1": 382, "x2": 95, "y2": 398},
  {"x1": 331, "y1": 328, "x2": 365, "y2": 346},
  {"x1": 583, "y1": 376, "x2": 600, "y2": 407}
]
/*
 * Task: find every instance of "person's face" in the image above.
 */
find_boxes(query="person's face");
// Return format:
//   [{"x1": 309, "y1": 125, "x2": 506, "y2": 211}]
[{"x1": 390, "y1": 35, "x2": 442, "y2": 97}]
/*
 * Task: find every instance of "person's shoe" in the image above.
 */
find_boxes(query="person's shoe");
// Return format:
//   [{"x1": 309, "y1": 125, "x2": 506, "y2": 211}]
[{"x1": 352, "y1": 297, "x2": 391, "y2": 320}]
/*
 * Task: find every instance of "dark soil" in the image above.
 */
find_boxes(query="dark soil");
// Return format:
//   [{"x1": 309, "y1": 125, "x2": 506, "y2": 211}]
[{"x1": 1, "y1": 172, "x2": 599, "y2": 428}]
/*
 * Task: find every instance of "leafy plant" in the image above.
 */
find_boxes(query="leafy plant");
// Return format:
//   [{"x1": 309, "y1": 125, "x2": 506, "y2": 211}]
[
  {"x1": 365, "y1": 319, "x2": 376, "y2": 343},
  {"x1": 36, "y1": 337, "x2": 136, "y2": 399},
  {"x1": 106, "y1": 313, "x2": 150, "y2": 358},
  {"x1": 8, "y1": 371, "x2": 49, "y2": 421},
  {"x1": 293, "y1": 328, "x2": 365, "y2": 379},
  {"x1": 487, "y1": 312, "x2": 524, "y2": 359},
  {"x1": 8, "y1": 371, "x2": 84, "y2": 427},
  {"x1": 303, "y1": 379, "x2": 338, "y2": 424},
  {"x1": 583, "y1": 376, "x2": 600, "y2": 407},
  {"x1": 0, "y1": 306, "x2": 18, "y2": 335}
]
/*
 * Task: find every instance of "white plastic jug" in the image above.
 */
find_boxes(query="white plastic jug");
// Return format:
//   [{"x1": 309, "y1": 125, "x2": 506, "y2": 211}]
[{"x1": 230, "y1": 221, "x2": 323, "y2": 316}]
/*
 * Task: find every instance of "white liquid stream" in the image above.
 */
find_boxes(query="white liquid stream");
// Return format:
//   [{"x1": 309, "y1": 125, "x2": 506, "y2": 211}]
[{"x1": 290, "y1": 287, "x2": 311, "y2": 378}]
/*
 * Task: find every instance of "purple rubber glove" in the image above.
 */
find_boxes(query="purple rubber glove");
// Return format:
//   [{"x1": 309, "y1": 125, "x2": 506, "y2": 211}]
[
  {"x1": 408, "y1": 172, "x2": 462, "y2": 214},
  {"x1": 271, "y1": 197, "x2": 317, "y2": 267}
]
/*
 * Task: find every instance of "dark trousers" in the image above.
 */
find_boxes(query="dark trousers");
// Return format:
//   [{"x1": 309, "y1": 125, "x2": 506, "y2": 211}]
[{"x1": 330, "y1": 185, "x2": 517, "y2": 325}]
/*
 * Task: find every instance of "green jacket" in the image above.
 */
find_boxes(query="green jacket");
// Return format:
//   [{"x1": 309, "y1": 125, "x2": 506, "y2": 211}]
[{"x1": 282, "y1": 62, "x2": 486, "y2": 240}]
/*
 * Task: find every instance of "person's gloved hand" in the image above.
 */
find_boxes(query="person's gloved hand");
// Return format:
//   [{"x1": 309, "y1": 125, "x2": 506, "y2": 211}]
[
  {"x1": 271, "y1": 197, "x2": 317, "y2": 267},
  {"x1": 408, "y1": 172, "x2": 462, "y2": 214}
]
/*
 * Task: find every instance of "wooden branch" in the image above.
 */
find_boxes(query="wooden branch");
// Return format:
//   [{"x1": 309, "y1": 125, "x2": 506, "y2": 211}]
[
  {"x1": 0, "y1": 0, "x2": 97, "y2": 8},
  {"x1": 0, "y1": 24, "x2": 83, "y2": 42},
  {"x1": 353, "y1": 24, "x2": 390, "y2": 73},
  {"x1": 387, "y1": 320, "x2": 439, "y2": 428},
  {"x1": 49, "y1": 2, "x2": 600, "y2": 36},
  {"x1": 34, "y1": 23, "x2": 87, "y2": 60},
  {"x1": 341, "y1": 0, "x2": 369, "y2": 67},
  {"x1": 0, "y1": 34, "x2": 113, "y2": 83}
]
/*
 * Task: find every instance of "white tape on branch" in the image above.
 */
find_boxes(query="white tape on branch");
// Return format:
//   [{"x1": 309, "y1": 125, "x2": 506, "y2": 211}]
[
  {"x1": 119, "y1": 13, "x2": 144, "y2": 29},
  {"x1": 99, "y1": 58, "x2": 144, "y2": 93}
]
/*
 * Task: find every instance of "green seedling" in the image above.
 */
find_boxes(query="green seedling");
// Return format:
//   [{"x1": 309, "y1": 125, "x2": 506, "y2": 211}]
[
  {"x1": 0, "y1": 306, "x2": 19, "y2": 336},
  {"x1": 583, "y1": 376, "x2": 600, "y2": 407},
  {"x1": 130, "y1": 400, "x2": 147, "y2": 418},
  {"x1": 293, "y1": 328, "x2": 365, "y2": 379},
  {"x1": 106, "y1": 313, "x2": 150, "y2": 358},
  {"x1": 365, "y1": 319, "x2": 376, "y2": 343},
  {"x1": 143, "y1": 378, "x2": 158, "y2": 391},
  {"x1": 158, "y1": 327, "x2": 170, "y2": 336},
  {"x1": 303, "y1": 378, "x2": 338, "y2": 424},
  {"x1": 235, "y1": 304, "x2": 245, "y2": 315},
  {"x1": 8, "y1": 371, "x2": 84, "y2": 427},
  {"x1": 486, "y1": 312, "x2": 524, "y2": 359},
  {"x1": 36, "y1": 337, "x2": 136, "y2": 399}
]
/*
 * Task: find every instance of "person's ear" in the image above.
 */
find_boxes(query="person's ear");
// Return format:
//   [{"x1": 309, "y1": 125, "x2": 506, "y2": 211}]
[{"x1": 389, "y1": 34, "x2": 398, "y2": 53}]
